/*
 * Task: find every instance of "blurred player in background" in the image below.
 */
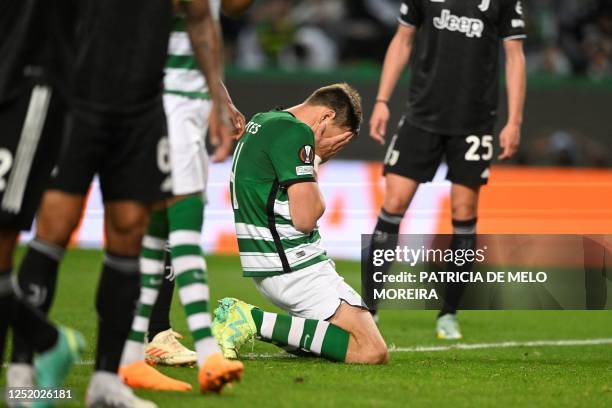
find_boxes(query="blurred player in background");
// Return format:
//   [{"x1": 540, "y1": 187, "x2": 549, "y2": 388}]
[
  {"x1": 364, "y1": 0, "x2": 526, "y2": 339},
  {"x1": 1, "y1": 1, "x2": 85, "y2": 403},
  {"x1": 10, "y1": 0, "x2": 239, "y2": 406},
  {"x1": 118, "y1": 0, "x2": 253, "y2": 392},
  {"x1": 213, "y1": 84, "x2": 388, "y2": 365}
]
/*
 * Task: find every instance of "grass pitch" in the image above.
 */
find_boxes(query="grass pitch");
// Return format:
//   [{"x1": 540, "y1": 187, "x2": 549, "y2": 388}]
[{"x1": 3, "y1": 248, "x2": 612, "y2": 407}]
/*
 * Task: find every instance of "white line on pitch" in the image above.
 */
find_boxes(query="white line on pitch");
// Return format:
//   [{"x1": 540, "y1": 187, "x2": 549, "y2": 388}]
[
  {"x1": 41, "y1": 338, "x2": 610, "y2": 367},
  {"x1": 389, "y1": 338, "x2": 612, "y2": 353}
]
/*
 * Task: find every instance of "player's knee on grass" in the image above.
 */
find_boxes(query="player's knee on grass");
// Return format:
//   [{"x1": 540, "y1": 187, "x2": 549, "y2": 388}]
[
  {"x1": 349, "y1": 331, "x2": 389, "y2": 365},
  {"x1": 330, "y1": 303, "x2": 389, "y2": 365},
  {"x1": 347, "y1": 334, "x2": 389, "y2": 365},
  {"x1": 35, "y1": 191, "x2": 85, "y2": 248},
  {"x1": 104, "y1": 201, "x2": 150, "y2": 256}
]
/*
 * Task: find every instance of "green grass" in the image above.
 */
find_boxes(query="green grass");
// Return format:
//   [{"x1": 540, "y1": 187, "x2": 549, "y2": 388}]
[{"x1": 4, "y1": 248, "x2": 612, "y2": 407}]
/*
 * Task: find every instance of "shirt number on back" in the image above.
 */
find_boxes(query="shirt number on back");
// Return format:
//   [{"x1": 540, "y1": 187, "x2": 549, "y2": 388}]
[
  {"x1": 0, "y1": 149, "x2": 14, "y2": 192},
  {"x1": 465, "y1": 135, "x2": 493, "y2": 161},
  {"x1": 157, "y1": 137, "x2": 173, "y2": 192}
]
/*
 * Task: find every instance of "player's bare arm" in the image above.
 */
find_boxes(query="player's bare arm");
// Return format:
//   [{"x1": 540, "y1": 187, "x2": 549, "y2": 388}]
[
  {"x1": 499, "y1": 39, "x2": 526, "y2": 161},
  {"x1": 370, "y1": 24, "x2": 417, "y2": 144},
  {"x1": 221, "y1": 0, "x2": 255, "y2": 18},
  {"x1": 183, "y1": 0, "x2": 224, "y2": 105},
  {"x1": 183, "y1": 0, "x2": 234, "y2": 162},
  {"x1": 287, "y1": 183, "x2": 325, "y2": 234},
  {"x1": 221, "y1": 80, "x2": 246, "y2": 137},
  {"x1": 209, "y1": 85, "x2": 245, "y2": 145}
]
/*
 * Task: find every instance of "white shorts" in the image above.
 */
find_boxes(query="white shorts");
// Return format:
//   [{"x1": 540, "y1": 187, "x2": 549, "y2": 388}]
[
  {"x1": 253, "y1": 260, "x2": 367, "y2": 321},
  {"x1": 163, "y1": 93, "x2": 211, "y2": 198}
]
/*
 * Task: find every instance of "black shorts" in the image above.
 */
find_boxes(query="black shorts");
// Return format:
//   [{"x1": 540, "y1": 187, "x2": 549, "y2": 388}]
[
  {"x1": 49, "y1": 106, "x2": 172, "y2": 203},
  {"x1": 383, "y1": 119, "x2": 493, "y2": 186},
  {"x1": 0, "y1": 84, "x2": 66, "y2": 231}
]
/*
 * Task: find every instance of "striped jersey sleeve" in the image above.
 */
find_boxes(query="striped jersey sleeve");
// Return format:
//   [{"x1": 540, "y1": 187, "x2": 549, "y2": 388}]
[{"x1": 164, "y1": 0, "x2": 221, "y2": 99}]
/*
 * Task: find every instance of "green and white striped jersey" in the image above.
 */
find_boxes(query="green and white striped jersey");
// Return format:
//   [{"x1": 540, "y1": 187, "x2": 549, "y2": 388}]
[
  {"x1": 164, "y1": 0, "x2": 220, "y2": 99},
  {"x1": 230, "y1": 110, "x2": 329, "y2": 277}
]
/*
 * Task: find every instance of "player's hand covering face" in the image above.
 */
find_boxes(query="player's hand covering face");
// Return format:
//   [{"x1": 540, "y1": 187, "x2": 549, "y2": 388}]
[{"x1": 314, "y1": 120, "x2": 354, "y2": 163}]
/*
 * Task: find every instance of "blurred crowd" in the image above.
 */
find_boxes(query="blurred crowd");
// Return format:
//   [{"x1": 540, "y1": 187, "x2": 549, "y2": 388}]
[{"x1": 221, "y1": 0, "x2": 612, "y2": 78}]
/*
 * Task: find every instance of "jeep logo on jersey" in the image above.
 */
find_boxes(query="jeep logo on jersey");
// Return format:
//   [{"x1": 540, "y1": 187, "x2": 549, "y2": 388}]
[
  {"x1": 433, "y1": 9, "x2": 484, "y2": 38},
  {"x1": 299, "y1": 145, "x2": 314, "y2": 164}
]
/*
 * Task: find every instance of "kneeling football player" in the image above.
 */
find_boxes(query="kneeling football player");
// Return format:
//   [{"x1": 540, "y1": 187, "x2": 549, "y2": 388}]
[{"x1": 213, "y1": 84, "x2": 389, "y2": 365}]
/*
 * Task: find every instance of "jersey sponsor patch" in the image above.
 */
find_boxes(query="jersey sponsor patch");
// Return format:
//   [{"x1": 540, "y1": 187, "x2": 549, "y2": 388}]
[
  {"x1": 433, "y1": 9, "x2": 484, "y2": 38},
  {"x1": 296, "y1": 165, "x2": 314, "y2": 176},
  {"x1": 298, "y1": 145, "x2": 315, "y2": 164}
]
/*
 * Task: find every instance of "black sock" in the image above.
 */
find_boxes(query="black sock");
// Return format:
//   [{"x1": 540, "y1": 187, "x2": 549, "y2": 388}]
[
  {"x1": 11, "y1": 296, "x2": 59, "y2": 355},
  {"x1": 148, "y1": 251, "x2": 174, "y2": 339},
  {"x1": 0, "y1": 272, "x2": 13, "y2": 367},
  {"x1": 95, "y1": 253, "x2": 140, "y2": 372},
  {"x1": 12, "y1": 239, "x2": 63, "y2": 363},
  {"x1": 0, "y1": 270, "x2": 59, "y2": 356},
  {"x1": 583, "y1": 237, "x2": 608, "y2": 310},
  {"x1": 363, "y1": 209, "x2": 403, "y2": 314},
  {"x1": 439, "y1": 218, "x2": 477, "y2": 317}
]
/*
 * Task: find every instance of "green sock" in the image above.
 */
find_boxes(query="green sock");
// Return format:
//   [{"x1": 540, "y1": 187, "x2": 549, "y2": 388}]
[
  {"x1": 168, "y1": 195, "x2": 219, "y2": 366},
  {"x1": 121, "y1": 208, "x2": 168, "y2": 366},
  {"x1": 250, "y1": 308, "x2": 349, "y2": 362}
]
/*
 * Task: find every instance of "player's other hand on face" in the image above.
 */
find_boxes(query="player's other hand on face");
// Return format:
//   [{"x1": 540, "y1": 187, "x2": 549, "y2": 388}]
[
  {"x1": 498, "y1": 123, "x2": 521, "y2": 161},
  {"x1": 315, "y1": 122, "x2": 353, "y2": 163},
  {"x1": 369, "y1": 101, "x2": 389, "y2": 145},
  {"x1": 209, "y1": 103, "x2": 234, "y2": 163}
]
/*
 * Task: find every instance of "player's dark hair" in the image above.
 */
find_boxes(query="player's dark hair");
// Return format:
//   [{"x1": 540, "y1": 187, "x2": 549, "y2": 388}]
[{"x1": 306, "y1": 83, "x2": 363, "y2": 136}]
